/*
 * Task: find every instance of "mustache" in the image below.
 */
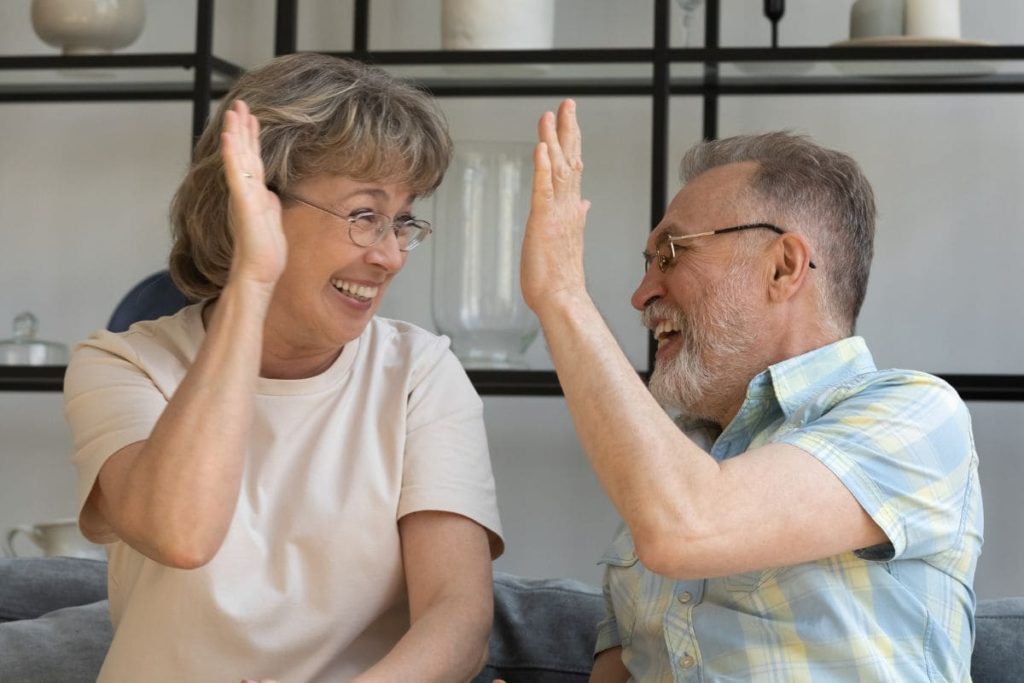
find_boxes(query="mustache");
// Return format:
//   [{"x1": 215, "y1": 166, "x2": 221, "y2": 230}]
[{"x1": 641, "y1": 300, "x2": 686, "y2": 331}]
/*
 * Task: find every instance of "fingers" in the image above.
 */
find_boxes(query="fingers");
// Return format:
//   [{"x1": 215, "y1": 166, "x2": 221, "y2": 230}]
[
  {"x1": 536, "y1": 99, "x2": 583, "y2": 198},
  {"x1": 557, "y1": 99, "x2": 582, "y2": 168},
  {"x1": 531, "y1": 141, "x2": 553, "y2": 203},
  {"x1": 538, "y1": 110, "x2": 566, "y2": 174},
  {"x1": 221, "y1": 99, "x2": 264, "y2": 191}
]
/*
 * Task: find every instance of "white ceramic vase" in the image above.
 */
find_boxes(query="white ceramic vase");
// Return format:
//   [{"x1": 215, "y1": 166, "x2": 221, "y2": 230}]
[
  {"x1": 31, "y1": 0, "x2": 146, "y2": 56},
  {"x1": 849, "y1": 0, "x2": 904, "y2": 40},
  {"x1": 441, "y1": 0, "x2": 554, "y2": 50}
]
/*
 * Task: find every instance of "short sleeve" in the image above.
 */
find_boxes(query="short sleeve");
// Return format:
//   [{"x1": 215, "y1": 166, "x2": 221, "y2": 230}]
[
  {"x1": 594, "y1": 578, "x2": 622, "y2": 655},
  {"x1": 398, "y1": 337, "x2": 504, "y2": 558},
  {"x1": 776, "y1": 372, "x2": 977, "y2": 561},
  {"x1": 63, "y1": 335, "x2": 168, "y2": 539}
]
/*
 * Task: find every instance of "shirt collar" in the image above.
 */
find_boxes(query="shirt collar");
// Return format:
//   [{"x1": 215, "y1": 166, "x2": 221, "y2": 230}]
[
  {"x1": 675, "y1": 337, "x2": 876, "y2": 438},
  {"x1": 762, "y1": 336, "x2": 876, "y2": 419}
]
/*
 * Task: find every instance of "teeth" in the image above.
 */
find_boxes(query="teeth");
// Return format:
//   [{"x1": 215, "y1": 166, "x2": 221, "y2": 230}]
[
  {"x1": 654, "y1": 320, "x2": 681, "y2": 341},
  {"x1": 331, "y1": 278, "x2": 379, "y2": 300}
]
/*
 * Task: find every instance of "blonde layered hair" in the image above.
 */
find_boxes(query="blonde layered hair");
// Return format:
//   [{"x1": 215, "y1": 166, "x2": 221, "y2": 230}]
[{"x1": 169, "y1": 53, "x2": 453, "y2": 300}]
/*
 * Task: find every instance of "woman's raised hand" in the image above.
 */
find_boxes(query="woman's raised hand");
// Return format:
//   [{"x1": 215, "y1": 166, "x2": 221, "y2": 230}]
[{"x1": 221, "y1": 99, "x2": 287, "y2": 292}]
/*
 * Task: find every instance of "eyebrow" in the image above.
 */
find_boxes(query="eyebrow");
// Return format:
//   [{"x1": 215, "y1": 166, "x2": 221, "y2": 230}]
[
  {"x1": 334, "y1": 187, "x2": 418, "y2": 210},
  {"x1": 649, "y1": 224, "x2": 681, "y2": 250}
]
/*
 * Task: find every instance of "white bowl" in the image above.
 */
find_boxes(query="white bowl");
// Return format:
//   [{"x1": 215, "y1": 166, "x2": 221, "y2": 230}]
[{"x1": 31, "y1": 0, "x2": 146, "y2": 56}]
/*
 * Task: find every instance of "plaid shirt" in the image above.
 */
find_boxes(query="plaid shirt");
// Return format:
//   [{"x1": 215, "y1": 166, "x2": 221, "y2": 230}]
[{"x1": 595, "y1": 337, "x2": 983, "y2": 682}]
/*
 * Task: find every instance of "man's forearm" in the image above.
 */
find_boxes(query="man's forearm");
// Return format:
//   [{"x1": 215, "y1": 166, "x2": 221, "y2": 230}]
[{"x1": 535, "y1": 293, "x2": 720, "y2": 556}]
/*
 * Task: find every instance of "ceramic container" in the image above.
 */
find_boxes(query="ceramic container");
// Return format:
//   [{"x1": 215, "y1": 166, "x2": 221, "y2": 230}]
[
  {"x1": 5, "y1": 518, "x2": 106, "y2": 560},
  {"x1": 904, "y1": 0, "x2": 960, "y2": 39},
  {"x1": 850, "y1": 0, "x2": 904, "y2": 39},
  {"x1": 442, "y1": 0, "x2": 554, "y2": 50},
  {"x1": 31, "y1": 0, "x2": 146, "y2": 56}
]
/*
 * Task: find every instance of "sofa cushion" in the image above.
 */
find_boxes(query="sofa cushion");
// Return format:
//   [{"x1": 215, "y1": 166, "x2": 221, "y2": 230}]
[
  {"x1": 0, "y1": 600, "x2": 111, "y2": 683},
  {"x1": 472, "y1": 572, "x2": 604, "y2": 683},
  {"x1": 1, "y1": 558, "x2": 1021, "y2": 682},
  {"x1": 972, "y1": 597, "x2": 1024, "y2": 683},
  {"x1": 0, "y1": 557, "x2": 107, "y2": 622}
]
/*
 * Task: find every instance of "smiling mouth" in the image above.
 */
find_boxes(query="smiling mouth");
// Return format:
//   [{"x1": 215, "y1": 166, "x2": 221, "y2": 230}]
[
  {"x1": 331, "y1": 278, "x2": 379, "y2": 302},
  {"x1": 653, "y1": 320, "x2": 682, "y2": 346}
]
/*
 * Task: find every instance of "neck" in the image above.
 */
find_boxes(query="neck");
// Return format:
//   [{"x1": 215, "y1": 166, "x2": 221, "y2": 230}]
[
  {"x1": 202, "y1": 298, "x2": 345, "y2": 380},
  {"x1": 715, "y1": 324, "x2": 844, "y2": 428},
  {"x1": 259, "y1": 345, "x2": 343, "y2": 380}
]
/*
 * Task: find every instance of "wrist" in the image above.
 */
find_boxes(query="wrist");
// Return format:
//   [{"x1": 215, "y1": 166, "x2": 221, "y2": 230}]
[
  {"x1": 532, "y1": 286, "x2": 594, "y2": 324},
  {"x1": 220, "y1": 274, "x2": 277, "y2": 307}
]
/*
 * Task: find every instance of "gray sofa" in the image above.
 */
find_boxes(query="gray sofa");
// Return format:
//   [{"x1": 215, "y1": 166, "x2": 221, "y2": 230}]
[{"x1": 0, "y1": 557, "x2": 1020, "y2": 682}]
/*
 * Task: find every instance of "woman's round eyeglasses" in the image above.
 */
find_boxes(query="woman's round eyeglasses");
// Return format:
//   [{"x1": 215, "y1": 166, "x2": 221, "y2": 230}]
[{"x1": 278, "y1": 191, "x2": 432, "y2": 252}]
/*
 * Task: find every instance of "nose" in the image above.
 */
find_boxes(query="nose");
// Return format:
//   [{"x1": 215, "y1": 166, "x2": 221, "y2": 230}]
[
  {"x1": 364, "y1": 229, "x2": 406, "y2": 272},
  {"x1": 630, "y1": 265, "x2": 664, "y2": 312}
]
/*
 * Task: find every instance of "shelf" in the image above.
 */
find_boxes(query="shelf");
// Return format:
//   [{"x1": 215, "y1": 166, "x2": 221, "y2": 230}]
[
  {"x1": 0, "y1": 366, "x2": 65, "y2": 392},
  {"x1": 3, "y1": 46, "x2": 1023, "y2": 101},
  {"x1": 0, "y1": 53, "x2": 239, "y2": 102},
  {"x1": 4, "y1": 365, "x2": 1022, "y2": 402},
  {"x1": 3, "y1": 0, "x2": 1022, "y2": 400},
  {"x1": 321, "y1": 46, "x2": 1024, "y2": 97}
]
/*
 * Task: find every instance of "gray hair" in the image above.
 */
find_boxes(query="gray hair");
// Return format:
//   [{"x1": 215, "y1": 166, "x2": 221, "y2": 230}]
[
  {"x1": 680, "y1": 132, "x2": 876, "y2": 335},
  {"x1": 170, "y1": 52, "x2": 452, "y2": 301}
]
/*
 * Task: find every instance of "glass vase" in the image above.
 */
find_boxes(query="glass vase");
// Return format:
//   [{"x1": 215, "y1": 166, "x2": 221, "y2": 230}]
[{"x1": 431, "y1": 142, "x2": 539, "y2": 369}]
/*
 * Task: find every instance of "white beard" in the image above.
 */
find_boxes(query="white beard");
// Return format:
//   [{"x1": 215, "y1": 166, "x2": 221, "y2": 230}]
[{"x1": 644, "y1": 260, "x2": 761, "y2": 423}]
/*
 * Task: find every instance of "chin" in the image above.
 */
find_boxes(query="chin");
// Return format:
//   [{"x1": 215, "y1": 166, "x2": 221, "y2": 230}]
[{"x1": 648, "y1": 353, "x2": 716, "y2": 421}]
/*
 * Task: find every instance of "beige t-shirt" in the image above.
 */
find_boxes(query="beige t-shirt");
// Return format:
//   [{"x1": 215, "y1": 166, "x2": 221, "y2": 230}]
[{"x1": 63, "y1": 303, "x2": 504, "y2": 683}]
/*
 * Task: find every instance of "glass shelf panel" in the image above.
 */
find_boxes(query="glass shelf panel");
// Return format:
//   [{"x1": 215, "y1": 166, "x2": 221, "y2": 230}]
[
  {"x1": 0, "y1": 58, "x2": 237, "y2": 100},
  {"x1": 716, "y1": 59, "x2": 1015, "y2": 81},
  {"x1": 382, "y1": 61, "x2": 652, "y2": 91}
]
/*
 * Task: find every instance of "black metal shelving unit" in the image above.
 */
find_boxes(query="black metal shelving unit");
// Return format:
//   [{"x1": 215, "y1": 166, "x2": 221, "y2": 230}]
[
  {"x1": 0, "y1": 0, "x2": 240, "y2": 139},
  {"x1": 2, "y1": 0, "x2": 1023, "y2": 401}
]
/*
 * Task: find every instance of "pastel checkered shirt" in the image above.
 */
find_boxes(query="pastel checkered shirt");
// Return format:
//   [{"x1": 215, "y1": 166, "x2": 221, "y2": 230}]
[{"x1": 595, "y1": 337, "x2": 983, "y2": 682}]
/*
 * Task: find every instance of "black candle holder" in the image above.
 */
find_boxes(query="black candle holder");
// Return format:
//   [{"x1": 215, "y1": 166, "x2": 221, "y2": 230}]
[{"x1": 764, "y1": 0, "x2": 785, "y2": 48}]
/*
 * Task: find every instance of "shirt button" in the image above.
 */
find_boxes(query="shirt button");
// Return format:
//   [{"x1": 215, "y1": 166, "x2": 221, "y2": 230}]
[
  {"x1": 681, "y1": 654, "x2": 696, "y2": 669},
  {"x1": 677, "y1": 591, "x2": 692, "y2": 604}
]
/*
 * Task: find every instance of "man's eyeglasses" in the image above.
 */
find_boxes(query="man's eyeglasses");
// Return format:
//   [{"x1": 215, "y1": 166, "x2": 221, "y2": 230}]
[
  {"x1": 642, "y1": 222, "x2": 817, "y2": 273},
  {"x1": 277, "y1": 191, "x2": 432, "y2": 252}
]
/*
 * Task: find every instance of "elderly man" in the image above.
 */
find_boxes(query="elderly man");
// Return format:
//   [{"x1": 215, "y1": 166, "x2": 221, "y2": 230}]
[{"x1": 521, "y1": 100, "x2": 982, "y2": 681}]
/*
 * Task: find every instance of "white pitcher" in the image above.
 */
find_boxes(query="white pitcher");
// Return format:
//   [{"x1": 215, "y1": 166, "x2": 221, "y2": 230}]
[{"x1": 5, "y1": 518, "x2": 106, "y2": 560}]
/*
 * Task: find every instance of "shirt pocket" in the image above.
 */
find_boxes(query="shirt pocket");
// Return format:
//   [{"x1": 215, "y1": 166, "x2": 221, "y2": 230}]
[
  {"x1": 723, "y1": 566, "x2": 784, "y2": 594},
  {"x1": 598, "y1": 532, "x2": 642, "y2": 645}
]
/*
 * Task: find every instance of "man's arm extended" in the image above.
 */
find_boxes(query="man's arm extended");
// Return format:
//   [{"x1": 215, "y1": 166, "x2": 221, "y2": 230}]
[{"x1": 520, "y1": 100, "x2": 886, "y2": 580}]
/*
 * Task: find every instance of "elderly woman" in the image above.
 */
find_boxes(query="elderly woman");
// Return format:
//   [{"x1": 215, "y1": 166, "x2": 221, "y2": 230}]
[{"x1": 63, "y1": 53, "x2": 503, "y2": 683}]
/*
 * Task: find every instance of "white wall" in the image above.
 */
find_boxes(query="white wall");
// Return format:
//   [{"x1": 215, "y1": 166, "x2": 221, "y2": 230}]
[{"x1": 1, "y1": 1, "x2": 1021, "y2": 599}]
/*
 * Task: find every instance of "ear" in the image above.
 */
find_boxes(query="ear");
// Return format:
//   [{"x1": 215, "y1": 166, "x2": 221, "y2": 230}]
[{"x1": 766, "y1": 232, "x2": 814, "y2": 303}]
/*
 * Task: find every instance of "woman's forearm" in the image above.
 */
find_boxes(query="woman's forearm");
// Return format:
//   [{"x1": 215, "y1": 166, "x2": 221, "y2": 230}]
[
  {"x1": 353, "y1": 596, "x2": 491, "y2": 683},
  {"x1": 95, "y1": 279, "x2": 273, "y2": 567}
]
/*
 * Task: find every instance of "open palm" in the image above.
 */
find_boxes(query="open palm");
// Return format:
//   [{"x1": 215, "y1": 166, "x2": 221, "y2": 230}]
[{"x1": 221, "y1": 99, "x2": 287, "y2": 290}]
